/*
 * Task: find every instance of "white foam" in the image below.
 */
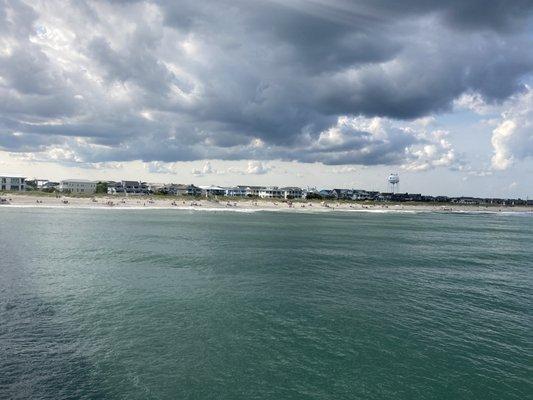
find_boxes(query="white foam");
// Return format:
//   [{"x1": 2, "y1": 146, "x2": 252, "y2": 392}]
[{"x1": 0, "y1": 203, "x2": 531, "y2": 216}]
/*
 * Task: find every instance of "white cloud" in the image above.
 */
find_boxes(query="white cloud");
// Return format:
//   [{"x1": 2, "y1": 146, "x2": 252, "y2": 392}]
[
  {"x1": 332, "y1": 166, "x2": 358, "y2": 174},
  {"x1": 191, "y1": 161, "x2": 219, "y2": 176},
  {"x1": 146, "y1": 161, "x2": 177, "y2": 174},
  {"x1": 491, "y1": 120, "x2": 517, "y2": 170},
  {"x1": 453, "y1": 93, "x2": 499, "y2": 115},
  {"x1": 305, "y1": 116, "x2": 462, "y2": 171},
  {"x1": 491, "y1": 86, "x2": 533, "y2": 170},
  {"x1": 402, "y1": 130, "x2": 458, "y2": 172},
  {"x1": 246, "y1": 161, "x2": 270, "y2": 175}
]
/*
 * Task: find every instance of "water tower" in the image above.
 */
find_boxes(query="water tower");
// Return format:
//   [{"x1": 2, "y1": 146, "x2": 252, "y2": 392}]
[{"x1": 388, "y1": 173, "x2": 400, "y2": 193}]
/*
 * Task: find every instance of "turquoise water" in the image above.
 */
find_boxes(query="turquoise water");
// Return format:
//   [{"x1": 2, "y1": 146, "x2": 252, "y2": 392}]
[{"x1": 1, "y1": 208, "x2": 532, "y2": 399}]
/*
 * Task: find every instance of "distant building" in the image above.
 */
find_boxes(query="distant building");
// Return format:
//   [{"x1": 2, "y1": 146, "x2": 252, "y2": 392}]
[
  {"x1": 244, "y1": 186, "x2": 263, "y2": 197},
  {"x1": 280, "y1": 187, "x2": 304, "y2": 199},
  {"x1": 59, "y1": 179, "x2": 96, "y2": 194},
  {"x1": 108, "y1": 181, "x2": 150, "y2": 195},
  {"x1": 147, "y1": 183, "x2": 165, "y2": 193},
  {"x1": 319, "y1": 189, "x2": 334, "y2": 198},
  {"x1": 42, "y1": 181, "x2": 60, "y2": 190},
  {"x1": 434, "y1": 196, "x2": 450, "y2": 203},
  {"x1": 26, "y1": 179, "x2": 60, "y2": 191},
  {"x1": 331, "y1": 189, "x2": 354, "y2": 199},
  {"x1": 451, "y1": 197, "x2": 479, "y2": 205},
  {"x1": 259, "y1": 187, "x2": 283, "y2": 198},
  {"x1": 376, "y1": 193, "x2": 393, "y2": 201},
  {"x1": 225, "y1": 187, "x2": 247, "y2": 197},
  {"x1": 175, "y1": 184, "x2": 202, "y2": 196},
  {"x1": 159, "y1": 184, "x2": 201, "y2": 196},
  {"x1": 352, "y1": 190, "x2": 374, "y2": 200},
  {"x1": 0, "y1": 175, "x2": 26, "y2": 191},
  {"x1": 35, "y1": 179, "x2": 51, "y2": 189},
  {"x1": 303, "y1": 187, "x2": 320, "y2": 199},
  {"x1": 199, "y1": 185, "x2": 226, "y2": 196}
]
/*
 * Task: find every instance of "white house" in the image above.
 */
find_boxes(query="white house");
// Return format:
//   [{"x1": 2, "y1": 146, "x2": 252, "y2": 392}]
[
  {"x1": 32, "y1": 179, "x2": 49, "y2": 188},
  {"x1": 244, "y1": 186, "x2": 263, "y2": 197},
  {"x1": 225, "y1": 187, "x2": 247, "y2": 197},
  {"x1": 258, "y1": 187, "x2": 284, "y2": 198},
  {"x1": 199, "y1": 185, "x2": 226, "y2": 196},
  {"x1": 0, "y1": 175, "x2": 26, "y2": 191},
  {"x1": 59, "y1": 179, "x2": 97, "y2": 194},
  {"x1": 280, "y1": 187, "x2": 304, "y2": 199}
]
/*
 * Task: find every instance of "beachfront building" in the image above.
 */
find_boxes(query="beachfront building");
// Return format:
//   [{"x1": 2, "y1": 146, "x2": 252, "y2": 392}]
[
  {"x1": 303, "y1": 187, "x2": 320, "y2": 199},
  {"x1": 319, "y1": 189, "x2": 334, "y2": 198},
  {"x1": 59, "y1": 179, "x2": 97, "y2": 194},
  {"x1": 158, "y1": 183, "x2": 201, "y2": 196},
  {"x1": 352, "y1": 190, "x2": 375, "y2": 200},
  {"x1": 108, "y1": 181, "x2": 150, "y2": 195},
  {"x1": 175, "y1": 184, "x2": 202, "y2": 196},
  {"x1": 331, "y1": 189, "x2": 354, "y2": 199},
  {"x1": 451, "y1": 197, "x2": 480, "y2": 205},
  {"x1": 225, "y1": 187, "x2": 247, "y2": 197},
  {"x1": 41, "y1": 181, "x2": 59, "y2": 191},
  {"x1": 258, "y1": 187, "x2": 284, "y2": 199},
  {"x1": 26, "y1": 179, "x2": 60, "y2": 191},
  {"x1": 0, "y1": 175, "x2": 26, "y2": 191},
  {"x1": 147, "y1": 183, "x2": 165, "y2": 193},
  {"x1": 244, "y1": 186, "x2": 263, "y2": 197},
  {"x1": 25, "y1": 178, "x2": 46, "y2": 189},
  {"x1": 199, "y1": 185, "x2": 226, "y2": 197},
  {"x1": 280, "y1": 187, "x2": 304, "y2": 199}
]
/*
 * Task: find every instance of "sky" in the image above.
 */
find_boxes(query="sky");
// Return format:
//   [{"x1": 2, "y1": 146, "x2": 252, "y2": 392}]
[{"x1": 0, "y1": 0, "x2": 532, "y2": 197}]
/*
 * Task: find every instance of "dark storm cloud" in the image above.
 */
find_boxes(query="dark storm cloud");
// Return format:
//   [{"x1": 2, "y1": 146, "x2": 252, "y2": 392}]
[{"x1": 0, "y1": 0, "x2": 532, "y2": 166}]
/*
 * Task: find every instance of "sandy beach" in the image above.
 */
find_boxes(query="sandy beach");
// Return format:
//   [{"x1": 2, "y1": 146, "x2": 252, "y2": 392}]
[{"x1": 1, "y1": 193, "x2": 531, "y2": 214}]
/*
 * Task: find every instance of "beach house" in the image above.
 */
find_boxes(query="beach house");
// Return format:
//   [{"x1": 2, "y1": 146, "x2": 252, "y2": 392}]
[
  {"x1": 331, "y1": 189, "x2": 354, "y2": 199},
  {"x1": 244, "y1": 186, "x2": 263, "y2": 197},
  {"x1": 158, "y1": 183, "x2": 201, "y2": 196},
  {"x1": 59, "y1": 179, "x2": 97, "y2": 194},
  {"x1": 319, "y1": 189, "x2": 334, "y2": 198},
  {"x1": 225, "y1": 187, "x2": 247, "y2": 197},
  {"x1": 199, "y1": 185, "x2": 226, "y2": 197},
  {"x1": 175, "y1": 184, "x2": 202, "y2": 196},
  {"x1": 280, "y1": 187, "x2": 304, "y2": 199},
  {"x1": 0, "y1": 175, "x2": 26, "y2": 191},
  {"x1": 352, "y1": 190, "x2": 375, "y2": 200},
  {"x1": 258, "y1": 187, "x2": 284, "y2": 198},
  {"x1": 108, "y1": 181, "x2": 150, "y2": 195}
]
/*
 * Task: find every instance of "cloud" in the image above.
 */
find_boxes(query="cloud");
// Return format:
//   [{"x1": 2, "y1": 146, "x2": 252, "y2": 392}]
[
  {"x1": 491, "y1": 86, "x2": 533, "y2": 170},
  {"x1": 246, "y1": 161, "x2": 270, "y2": 175},
  {"x1": 402, "y1": 130, "x2": 460, "y2": 172},
  {"x1": 146, "y1": 160, "x2": 177, "y2": 174},
  {"x1": 332, "y1": 166, "x2": 358, "y2": 174},
  {"x1": 191, "y1": 161, "x2": 216, "y2": 176},
  {"x1": 0, "y1": 0, "x2": 532, "y2": 170},
  {"x1": 289, "y1": 116, "x2": 463, "y2": 170}
]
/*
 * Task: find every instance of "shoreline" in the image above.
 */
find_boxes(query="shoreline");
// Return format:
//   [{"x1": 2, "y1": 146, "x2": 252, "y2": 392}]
[{"x1": 1, "y1": 193, "x2": 532, "y2": 214}]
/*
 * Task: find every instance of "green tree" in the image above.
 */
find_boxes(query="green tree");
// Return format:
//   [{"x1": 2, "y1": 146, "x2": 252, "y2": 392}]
[{"x1": 95, "y1": 181, "x2": 108, "y2": 194}]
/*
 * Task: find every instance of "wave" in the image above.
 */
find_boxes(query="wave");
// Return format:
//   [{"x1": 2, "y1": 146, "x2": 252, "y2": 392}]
[{"x1": 1, "y1": 203, "x2": 531, "y2": 216}]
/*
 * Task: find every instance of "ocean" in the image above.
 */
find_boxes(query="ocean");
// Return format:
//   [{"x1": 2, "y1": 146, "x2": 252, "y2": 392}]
[{"x1": 0, "y1": 207, "x2": 531, "y2": 399}]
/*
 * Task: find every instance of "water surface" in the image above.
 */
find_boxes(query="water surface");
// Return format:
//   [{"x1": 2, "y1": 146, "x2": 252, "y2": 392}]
[{"x1": 1, "y1": 208, "x2": 531, "y2": 399}]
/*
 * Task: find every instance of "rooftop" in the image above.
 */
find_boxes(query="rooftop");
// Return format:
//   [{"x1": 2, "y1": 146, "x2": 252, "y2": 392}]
[{"x1": 60, "y1": 179, "x2": 97, "y2": 183}]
